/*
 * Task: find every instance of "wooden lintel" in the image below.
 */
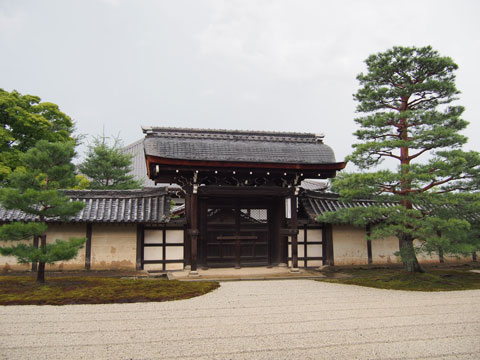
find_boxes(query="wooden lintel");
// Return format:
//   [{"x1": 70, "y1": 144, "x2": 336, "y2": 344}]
[
  {"x1": 146, "y1": 155, "x2": 346, "y2": 172},
  {"x1": 198, "y1": 186, "x2": 293, "y2": 197}
]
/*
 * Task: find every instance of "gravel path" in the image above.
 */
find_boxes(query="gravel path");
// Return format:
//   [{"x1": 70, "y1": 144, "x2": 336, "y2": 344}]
[{"x1": 0, "y1": 280, "x2": 479, "y2": 359}]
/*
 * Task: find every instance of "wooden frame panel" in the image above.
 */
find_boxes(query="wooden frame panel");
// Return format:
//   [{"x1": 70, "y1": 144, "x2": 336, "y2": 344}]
[
  {"x1": 288, "y1": 225, "x2": 324, "y2": 268},
  {"x1": 142, "y1": 226, "x2": 185, "y2": 271}
]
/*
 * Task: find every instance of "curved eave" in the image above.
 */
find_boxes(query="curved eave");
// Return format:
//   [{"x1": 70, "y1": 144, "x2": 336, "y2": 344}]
[{"x1": 146, "y1": 155, "x2": 346, "y2": 174}]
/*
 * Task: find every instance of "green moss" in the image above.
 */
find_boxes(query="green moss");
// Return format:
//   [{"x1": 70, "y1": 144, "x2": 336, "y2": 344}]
[
  {"x1": 318, "y1": 268, "x2": 480, "y2": 291},
  {"x1": 0, "y1": 276, "x2": 219, "y2": 305}
]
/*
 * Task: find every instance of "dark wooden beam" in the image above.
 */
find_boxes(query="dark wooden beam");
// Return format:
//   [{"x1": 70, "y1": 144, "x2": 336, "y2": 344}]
[
  {"x1": 146, "y1": 155, "x2": 346, "y2": 171},
  {"x1": 303, "y1": 224, "x2": 307, "y2": 268},
  {"x1": 322, "y1": 224, "x2": 334, "y2": 266},
  {"x1": 273, "y1": 197, "x2": 286, "y2": 265},
  {"x1": 85, "y1": 223, "x2": 92, "y2": 270},
  {"x1": 290, "y1": 195, "x2": 299, "y2": 270},
  {"x1": 183, "y1": 194, "x2": 191, "y2": 267},
  {"x1": 190, "y1": 192, "x2": 199, "y2": 273},
  {"x1": 198, "y1": 185, "x2": 293, "y2": 197},
  {"x1": 366, "y1": 224, "x2": 372, "y2": 265},
  {"x1": 162, "y1": 227, "x2": 167, "y2": 271},
  {"x1": 136, "y1": 224, "x2": 144, "y2": 270}
]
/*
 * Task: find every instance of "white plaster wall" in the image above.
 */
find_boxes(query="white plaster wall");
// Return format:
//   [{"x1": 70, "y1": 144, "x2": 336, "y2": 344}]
[
  {"x1": 413, "y1": 239, "x2": 441, "y2": 264},
  {"x1": 333, "y1": 225, "x2": 368, "y2": 265},
  {"x1": 91, "y1": 224, "x2": 137, "y2": 270},
  {"x1": 442, "y1": 254, "x2": 474, "y2": 263},
  {"x1": 166, "y1": 229, "x2": 184, "y2": 270},
  {"x1": 371, "y1": 235, "x2": 401, "y2": 265},
  {"x1": 0, "y1": 239, "x2": 31, "y2": 272},
  {"x1": 167, "y1": 230, "x2": 183, "y2": 244},
  {"x1": 144, "y1": 230, "x2": 162, "y2": 244},
  {"x1": 45, "y1": 223, "x2": 87, "y2": 271},
  {"x1": 143, "y1": 229, "x2": 163, "y2": 270},
  {"x1": 1, "y1": 223, "x2": 87, "y2": 272}
]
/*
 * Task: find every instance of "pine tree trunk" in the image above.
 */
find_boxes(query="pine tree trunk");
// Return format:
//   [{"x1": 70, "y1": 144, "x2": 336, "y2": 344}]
[
  {"x1": 36, "y1": 234, "x2": 47, "y2": 283},
  {"x1": 37, "y1": 262, "x2": 46, "y2": 283},
  {"x1": 399, "y1": 234, "x2": 423, "y2": 273}
]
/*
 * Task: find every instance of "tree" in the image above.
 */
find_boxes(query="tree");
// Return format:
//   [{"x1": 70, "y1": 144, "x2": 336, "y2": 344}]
[
  {"x1": 78, "y1": 135, "x2": 142, "y2": 189},
  {"x1": 0, "y1": 89, "x2": 75, "y2": 182},
  {"x1": 0, "y1": 141, "x2": 86, "y2": 282},
  {"x1": 320, "y1": 46, "x2": 480, "y2": 272}
]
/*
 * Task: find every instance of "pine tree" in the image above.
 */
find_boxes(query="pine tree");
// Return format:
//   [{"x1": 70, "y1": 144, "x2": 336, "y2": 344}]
[
  {"x1": 78, "y1": 136, "x2": 142, "y2": 189},
  {"x1": 0, "y1": 141, "x2": 85, "y2": 282},
  {"x1": 320, "y1": 46, "x2": 480, "y2": 272}
]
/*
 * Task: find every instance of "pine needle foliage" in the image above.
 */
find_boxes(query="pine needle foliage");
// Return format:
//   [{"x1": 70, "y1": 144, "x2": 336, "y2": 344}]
[
  {"x1": 78, "y1": 135, "x2": 142, "y2": 190},
  {"x1": 319, "y1": 46, "x2": 480, "y2": 272},
  {"x1": 0, "y1": 141, "x2": 86, "y2": 282}
]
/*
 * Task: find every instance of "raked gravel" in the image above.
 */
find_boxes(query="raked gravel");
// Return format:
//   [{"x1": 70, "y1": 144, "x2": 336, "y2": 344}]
[{"x1": 0, "y1": 279, "x2": 479, "y2": 359}]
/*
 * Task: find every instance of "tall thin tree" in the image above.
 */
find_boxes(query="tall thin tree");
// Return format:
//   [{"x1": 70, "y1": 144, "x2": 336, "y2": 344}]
[{"x1": 320, "y1": 46, "x2": 480, "y2": 272}]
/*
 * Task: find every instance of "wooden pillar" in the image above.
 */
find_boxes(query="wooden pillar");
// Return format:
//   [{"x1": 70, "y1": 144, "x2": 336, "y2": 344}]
[
  {"x1": 322, "y1": 223, "x2": 334, "y2": 266},
  {"x1": 274, "y1": 197, "x2": 287, "y2": 266},
  {"x1": 162, "y1": 226, "x2": 167, "y2": 271},
  {"x1": 303, "y1": 224, "x2": 308, "y2": 268},
  {"x1": 290, "y1": 195, "x2": 299, "y2": 272},
  {"x1": 85, "y1": 223, "x2": 92, "y2": 270},
  {"x1": 184, "y1": 193, "x2": 191, "y2": 267},
  {"x1": 190, "y1": 190, "x2": 199, "y2": 275},
  {"x1": 32, "y1": 235, "x2": 39, "y2": 271},
  {"x1": 366, "y1": 224, "x2": 372, "y2": 265},
  {"x1": 136, "y1": 224, "x2": 144, "y2": 270}
]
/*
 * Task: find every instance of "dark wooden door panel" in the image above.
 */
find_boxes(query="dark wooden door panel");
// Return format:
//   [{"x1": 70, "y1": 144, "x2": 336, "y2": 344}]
[{"x1": 205, "y1": 203, "x2": 270, "y2": 267}]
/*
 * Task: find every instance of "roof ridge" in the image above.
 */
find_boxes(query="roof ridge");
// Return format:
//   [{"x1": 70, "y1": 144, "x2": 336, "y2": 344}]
[
  {"x1": 63, "y1": 188, "x2": 168, "y2": 199},
  {"x1": 142, "y1": 126, "x2": 325, "y2": 143}
]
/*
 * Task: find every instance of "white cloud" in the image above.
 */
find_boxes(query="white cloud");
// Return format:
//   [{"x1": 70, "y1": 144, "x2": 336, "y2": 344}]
[
  {"x1": 101, "y1": 0, "x2": 121, "y2": 6},
  {"x1": 0, "y1": 10, "x2": 25, "y2": 33},
  {"x1": 196, "y1": 1, "x2": 374, "y2": 81}
]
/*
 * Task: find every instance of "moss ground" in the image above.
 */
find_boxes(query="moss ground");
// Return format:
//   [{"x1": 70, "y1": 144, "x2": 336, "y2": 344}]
[
  {"x1": 318, "y1": 265, "x2": 480, "y2": 291},
  {"x1": 0, "y1": 276, "x2": 219, "y2": 305}
]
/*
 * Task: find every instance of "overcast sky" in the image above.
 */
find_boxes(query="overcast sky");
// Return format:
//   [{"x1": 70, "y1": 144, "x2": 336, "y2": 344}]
[{"x1": 1, "y1": 0, "x2": 479, "y2": 169}]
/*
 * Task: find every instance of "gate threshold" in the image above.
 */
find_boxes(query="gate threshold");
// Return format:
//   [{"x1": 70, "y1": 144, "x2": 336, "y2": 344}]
[{"x1": 167, "y1": 266, "x2": 327, "y2": 282}]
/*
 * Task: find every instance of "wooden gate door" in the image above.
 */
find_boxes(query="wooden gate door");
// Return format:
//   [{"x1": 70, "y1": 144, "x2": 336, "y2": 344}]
[{"x1": 204, "y1": 200, "x2": 270, "y2": 268}]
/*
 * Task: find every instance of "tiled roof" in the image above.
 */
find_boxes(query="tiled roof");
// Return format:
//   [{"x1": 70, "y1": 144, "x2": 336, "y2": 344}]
[
  {"x1": 143, "y1": 127, "x2": 337, "y2": 164},
  {"x1": 302, "y1": 192, "x2": 397, "y2": 221},
  {"x1": 0, "y1": 188, "x2": 170, "y2": 224},
  {"x1": 300, "y1": 179, "x2": 328, "y2": 191},
  {"x1": 302, "y1": 192, "x2": 480, "y2": 222}
]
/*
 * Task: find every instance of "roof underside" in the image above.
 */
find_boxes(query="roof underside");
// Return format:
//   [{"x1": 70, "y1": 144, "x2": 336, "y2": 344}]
[{"x1": 143, "y1": 127, "x2": 338, "y2": 165}]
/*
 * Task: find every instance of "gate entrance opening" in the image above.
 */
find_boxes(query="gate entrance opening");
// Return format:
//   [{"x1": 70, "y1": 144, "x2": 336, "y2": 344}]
[{"x1": 200, "y1": 199, "x2": 272, "y2": 268}]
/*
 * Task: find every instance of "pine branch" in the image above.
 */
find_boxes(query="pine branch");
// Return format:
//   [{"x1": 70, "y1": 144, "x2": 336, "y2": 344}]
[{"x1": 408, "y1": 147, "x2": 433, "y2": 161}]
